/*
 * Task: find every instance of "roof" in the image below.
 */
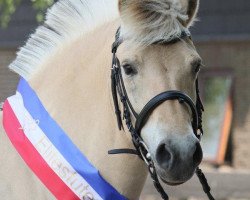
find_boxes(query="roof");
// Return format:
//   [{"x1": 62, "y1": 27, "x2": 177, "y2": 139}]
[
  {"x1": 1, "y1": 0, "x2": 250, "y2": 48},
  {"x1": 191, "y1": 0, "x2": 250, "y2": 41}
]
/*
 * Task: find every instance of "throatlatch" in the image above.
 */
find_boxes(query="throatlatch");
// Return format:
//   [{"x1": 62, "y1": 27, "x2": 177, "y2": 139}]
[{"x1": 109, "y1": 28, "x2": 215, "y2": 200}]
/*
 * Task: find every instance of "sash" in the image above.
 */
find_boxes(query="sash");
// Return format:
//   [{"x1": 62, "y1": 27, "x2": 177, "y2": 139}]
[{"x1": 2, "y1": 78, "x2": 127, "y2": 200}]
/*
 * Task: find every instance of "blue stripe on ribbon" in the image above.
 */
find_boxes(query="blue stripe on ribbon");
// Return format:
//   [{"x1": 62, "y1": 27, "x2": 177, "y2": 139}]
[{"x1": 17, "y1": 78, "x2": 127, "y2": 200}]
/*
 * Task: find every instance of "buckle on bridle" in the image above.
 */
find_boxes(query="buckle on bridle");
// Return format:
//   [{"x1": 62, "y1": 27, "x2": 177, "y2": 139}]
[{"x1": 138, "y1": 140, "x2": 152, "y2": 166}]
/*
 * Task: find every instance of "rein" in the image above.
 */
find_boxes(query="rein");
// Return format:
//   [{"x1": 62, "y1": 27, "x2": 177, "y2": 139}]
[{"x1": 108, "y1": 28, "x2": 215, "y2": 200}]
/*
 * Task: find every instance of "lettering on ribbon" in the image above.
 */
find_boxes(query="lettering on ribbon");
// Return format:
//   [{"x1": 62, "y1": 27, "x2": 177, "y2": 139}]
[{"x1": 35, "y1": 136, "x2": 96, "y2": 198}]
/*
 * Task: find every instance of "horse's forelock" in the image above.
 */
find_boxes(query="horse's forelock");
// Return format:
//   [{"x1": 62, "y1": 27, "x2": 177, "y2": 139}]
[{"x1": 119, "y1": 0, "x2": 199, "y2": 46}]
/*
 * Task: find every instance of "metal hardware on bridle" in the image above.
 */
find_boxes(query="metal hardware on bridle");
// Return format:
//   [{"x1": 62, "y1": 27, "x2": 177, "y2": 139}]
[{"x1": 109, "y1": 27, "x2": 215, "y2": 200}]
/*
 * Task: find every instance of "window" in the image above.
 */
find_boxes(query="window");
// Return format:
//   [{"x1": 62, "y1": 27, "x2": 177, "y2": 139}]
[{"x1": 199, "y1": 69, "x2": 233, "y2": 164}]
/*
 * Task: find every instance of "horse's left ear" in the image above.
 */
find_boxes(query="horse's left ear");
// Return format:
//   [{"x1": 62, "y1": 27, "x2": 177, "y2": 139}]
[{"x1": 181, "y1": 0, "x2": 200, "y2": 27}]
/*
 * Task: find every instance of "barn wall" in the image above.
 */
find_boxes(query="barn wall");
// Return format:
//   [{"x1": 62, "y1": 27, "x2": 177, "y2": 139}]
[
  {"x1": 196, "y1": 41, "x2": 250, "y2": 168},
  {"x1": 192, "y1": 0, "x2": 250, "y2": 40},
  {"x1": 0, "y1": 0, "x2": 37, "y2": 48},
  {"x1": 0, "y1": 0, "x2": 35, "y2": 101},
  {"x1": 0, "y1": 50, "x2": 19, "y2": 103}
]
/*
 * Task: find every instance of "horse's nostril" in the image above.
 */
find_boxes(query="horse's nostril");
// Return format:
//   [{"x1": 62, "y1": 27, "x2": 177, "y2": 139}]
[
  {"x1": 156, "y1": 144, "x2": 172, "y2": 170},
  {"x1": 193, "y1": 142, "x2": 203, "y2": 166}
]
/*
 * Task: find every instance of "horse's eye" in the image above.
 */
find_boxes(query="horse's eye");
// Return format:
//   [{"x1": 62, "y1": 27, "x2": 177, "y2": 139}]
[{"x1": 122, "y1": 64, "x2": 137, "y2": 76}]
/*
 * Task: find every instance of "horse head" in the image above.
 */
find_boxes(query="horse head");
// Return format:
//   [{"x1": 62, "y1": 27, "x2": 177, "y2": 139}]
[{"x1": 115, "y1": 0, "x2": 203, "y2": 185}]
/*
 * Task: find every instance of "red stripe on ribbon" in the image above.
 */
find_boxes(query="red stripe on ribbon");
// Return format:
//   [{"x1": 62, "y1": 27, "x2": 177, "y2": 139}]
[{"x1": 3, "y1": 100, "x2": 79, "y2": 200}]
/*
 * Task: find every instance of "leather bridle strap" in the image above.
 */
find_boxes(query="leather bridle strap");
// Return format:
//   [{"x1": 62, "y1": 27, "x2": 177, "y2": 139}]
[
  {"x1": 135, "y1": 91, "x2": 199, "y2": 137},
  {"x1": 109, "y1": 27, "x2": 215, "y2": 200}
]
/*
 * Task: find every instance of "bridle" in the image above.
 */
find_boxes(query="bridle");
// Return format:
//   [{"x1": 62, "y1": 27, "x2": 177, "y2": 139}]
[{"x1": 108, "y1": 28, "x2": 215, "y2": 200}]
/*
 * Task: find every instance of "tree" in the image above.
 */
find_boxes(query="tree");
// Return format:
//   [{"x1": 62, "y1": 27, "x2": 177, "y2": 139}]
[{"x1": 0, "y1": 0, "x2": 54, "y2": 28}]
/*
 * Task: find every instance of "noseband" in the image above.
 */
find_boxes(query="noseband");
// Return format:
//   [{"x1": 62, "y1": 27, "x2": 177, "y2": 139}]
[{"x1": 109, "y1": 28, "x2": 215, "y2": 200}]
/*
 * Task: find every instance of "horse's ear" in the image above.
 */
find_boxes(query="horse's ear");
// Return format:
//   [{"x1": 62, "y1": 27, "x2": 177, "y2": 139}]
[
  {"x1": 181, "y1": 0, "x2": 200, "y2": 27},
  {"x1": 119, "y1": 0, "x2": 200, "y2": 27},
  {"x1": 118, "y1": 0, "x2": 200, "y2": 45},
  {"x1": 118, "y1": 0, "x2": 199, "y2": 28}
]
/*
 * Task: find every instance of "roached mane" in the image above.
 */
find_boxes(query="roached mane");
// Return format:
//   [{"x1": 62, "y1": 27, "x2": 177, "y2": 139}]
[
  {"x1": 119, "y1": 0, "x2": 198, "y2": 45},
  {"x1": 9, "y1": 0, "x2": 118, "y2": 80}
]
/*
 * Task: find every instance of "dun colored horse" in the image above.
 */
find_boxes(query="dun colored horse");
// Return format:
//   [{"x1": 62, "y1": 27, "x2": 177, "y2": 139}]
[{"x1": 0, "y1": 0, "x2": 208, "y2": 199}]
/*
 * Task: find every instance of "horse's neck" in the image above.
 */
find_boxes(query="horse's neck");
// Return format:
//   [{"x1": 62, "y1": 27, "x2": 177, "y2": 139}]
[{"x1": 29, "y1": 22, "x2": 147, "y2": 199}]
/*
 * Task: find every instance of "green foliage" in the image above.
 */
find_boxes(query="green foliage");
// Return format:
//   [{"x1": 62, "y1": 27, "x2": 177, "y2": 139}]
[
  {"x1": 0, "y1": 0, "x2": 21, "y2": 28},
  {"x1": 0, "y1": 0, "x2": 54, "y2": 28},
  {"x1": 32, "y1": 0, "x2": 54, "y2": 23}
]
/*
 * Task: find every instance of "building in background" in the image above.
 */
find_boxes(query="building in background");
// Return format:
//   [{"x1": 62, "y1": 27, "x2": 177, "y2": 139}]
[
  {"x1": 0, "y1": 0, "x2": 38, "y2": 103},
  {"x1": 0, "y1": 1, "x2": 250, "y2": 197},
  {"x1": 191, "y1": 0, "x2": 250, "y2": 169}
]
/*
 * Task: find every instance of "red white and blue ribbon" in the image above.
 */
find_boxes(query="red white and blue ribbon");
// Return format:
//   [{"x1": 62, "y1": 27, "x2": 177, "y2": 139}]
[{"x1": 3, "y1": 78, "x2": 127, "y2": 200}]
